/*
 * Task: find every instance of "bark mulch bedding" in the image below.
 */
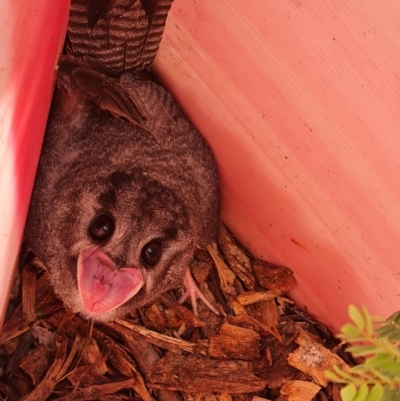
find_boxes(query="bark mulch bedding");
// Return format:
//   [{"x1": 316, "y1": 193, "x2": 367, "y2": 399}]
[{"x1": 0, "y1": 224, "x2": 353, "y2": 401}]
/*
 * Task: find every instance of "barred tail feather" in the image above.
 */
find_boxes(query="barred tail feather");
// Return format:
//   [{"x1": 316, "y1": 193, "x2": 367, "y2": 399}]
[{"x1": 66, "y1": 0, "x2": 173, "y2": 73}]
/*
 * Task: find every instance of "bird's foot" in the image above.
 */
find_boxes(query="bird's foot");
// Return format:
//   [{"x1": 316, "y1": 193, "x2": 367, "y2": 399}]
[{"x1": 178, "y1": 267, "x2": 219, "y2": 316}]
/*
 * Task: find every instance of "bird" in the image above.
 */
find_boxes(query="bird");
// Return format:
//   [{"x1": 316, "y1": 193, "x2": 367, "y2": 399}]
[{"x1": 24, "y1": 0, "x2": 220, "y2": 322}]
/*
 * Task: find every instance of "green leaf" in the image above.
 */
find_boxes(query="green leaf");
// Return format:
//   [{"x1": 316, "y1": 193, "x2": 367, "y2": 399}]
[
  {"x1": 383, "y1": 387, "x2": 400, "y2": 401},
  {"x1": 347, "y1": 345, "x2": 378, "y2": 356},
  {"x1": 351, "y1": 365, "x2": 370, "y2": 374},
  {"x1": 364, "y1": 384, "x2": 384, "y2": 401},
  {"x1": 379, "y1": 361, "x2": 400, "y2": 375},
  {"x1": 332, "y1": 365, "x2": 359, "y2": 381},
  {"x1": 364, "y1": 354, "x2": 393, "y2": 368},
  {"x1": 341, "y1": 384, "x2": 358, "y2": 401},
  {"x1": 325, "y1": 370, "x2": 347, "y2": 383},
  {"x1": 361, "y1": 306, "x2": 373, "y2": 336},
  {"x1": 352, "y1": 384, "x2": 369, "y2": 401},
  {"x1": 342, "y1": 323, "x2": 362, "y2": 338},
  {"x1": 349, "y1": 305, "x2": 365, "y2": 331},
  {"x1": 385, "y1": 332, "x2": 400, "y2": 343},
  {"x1": 383, "y1": 386, "x2": 395, "y2": 401},
  {"x1": 375, "y1": 325, "x2": 396, "y2": 337},
  {"x1": 387, "y1": 311, "x2": 400, "y2": 325}
]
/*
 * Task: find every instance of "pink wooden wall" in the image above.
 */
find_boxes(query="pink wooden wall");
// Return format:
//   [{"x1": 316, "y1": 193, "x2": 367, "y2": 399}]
[
  {"x1": 2, "y1": 0, "x2": 400, "y2": 331},
  {"x1": 0, "y1": 0, "x2": 70, "y2": 327},
  {"x1": 153, "y1": 0, "x2": 400, "y2": 330}
]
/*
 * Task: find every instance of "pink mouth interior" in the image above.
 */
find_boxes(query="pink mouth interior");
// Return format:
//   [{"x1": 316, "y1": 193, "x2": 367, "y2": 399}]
[{"x1": 77, "y1": 249, "x2": 144, "y2": 317}]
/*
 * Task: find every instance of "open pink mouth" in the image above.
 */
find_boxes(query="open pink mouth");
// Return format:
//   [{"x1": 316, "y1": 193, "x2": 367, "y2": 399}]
[{"x1": 77, "y1": 249, "x2": 144, "y2": 317}]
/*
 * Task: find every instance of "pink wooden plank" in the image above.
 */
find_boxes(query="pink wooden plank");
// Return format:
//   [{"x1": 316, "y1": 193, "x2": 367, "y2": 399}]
[
  {"x1": 153, "y1": 0, "x2": 400, "y2": 330},
  {"x1": 0, "y1": 0, "x2": 70, "y2": 328}
]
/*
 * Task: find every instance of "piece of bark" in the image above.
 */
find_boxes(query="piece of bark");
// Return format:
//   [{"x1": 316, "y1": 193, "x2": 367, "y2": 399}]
[
  {"x1": 207, "y1": 243, "x2": 237, "y2": 299},
  {"x1": 145, "y1": 303, "x2": 167, "y2": 332},
  {"x1": 228, "y1": 314, "x2": 282, "y2": 341},
  {"x1": 183, "y1": 393, "x2": 233, "y2": 401},
  {"x1": 218, "y1": 224, "x2": 256, "y2": 291},
  {"x1": 147, "y1": 354, "x2": 267, "y2": 393},
  {"x1": 208, "y1": 324, "x2": 260, "y2": 360},
  {"x1": 287, "y1": 326, "x2": 348, "y2": 387},
  {"x1": 280, "y1": 380, "x2": 321, "y2": 401},
  {"x1": 252, "y1": 397, "x2": 272, "y2": 401},
  {"x1": 253, "y1": 261, "x2": 296, "y2": 293},
  {"x1": 198, "y1": 282, "x2": 221, "y2": 317},
  {"x1": 57, "y1": 312, "x2": 85, "y2": 336},
  {"x1": 6, "y1": 374, "x2": 33, "y2": 400},
  {"x1": 151, "y1": 390, "x2": 183, "y2": 401},
  {"x1": 57, "y1": 334, "x2": 85, "y2": 384},
  {"x1": 115, "y1": 318, "x2": 205, "y2": 355},
  {"x1": 0, "y1": 383, "x2": 13, "y2": 401},
  {"x1": 106, "y1": 323, "x2": 183, "y2": 401},
  {"x1": 245, "y1": 299, "x2": 279, "y2": 333},
  {"x1": 106, "y1": 344, "x2": 136, "y2": 378},
  {"x1": 237, "y1": 291, "x2": 280, "y2": 306},
  {"x1": 319, "y1": 388, "x2": 331, "y2": 401},
  {"x1": 93, "y1": 329, "x2": 134, "y2": 377},
  {"x1": 19, "y1": 343, "x2": 54, "y2": 385},
  {"x1": 259, "y1": 300, "x2": 280, "y2": 329},
  {"x1": 66, "y1": 364, "x2": 109, "y2": 387},
  {"x1": 164, "y1": 307, "x2": 183, "y2": 329},
  {"x1": 23, "y1": 336, "x2": 68, "y2": 401},
  {"x1": 92, "y1": 326, "x2": 153, "y2": 401},
  {"x1": 194, "y1": 249, "x2": 214, "y2": 264},
  {"x1": 265, "y1": 346, "x2": 273, "y2": 367},
  {"x1": 5, "y1": 330, "x2": 34, "y2": 379},
  {"x1": 22, "y1": 266, "x2": 37, "y2": 323},
  {"x1": 45, "y1": 310, "x2": 67, "y2": 331},
  {"x1": 231, "y1": 299, "x2": 248, "y2": 316},
  {"x1": 331, "y1": 384, "x2": 342, "y2": 401},
  {"x1": 191, "y1": 260, "x2": 213, "y2": 285},
  {"x1": 35, "y1": 274, "x2": 64, "y2": 314},
  {"x1": 0, "y1": 304, "x2": 29, "y2": 345},
  {"x1": 159, "y1": 294, "x2": 206, "y2": 327},
  {"x1": 2, "y1": 335, "x2": 19, "y2": 355},
  {"x1": 105, "y1": 322, "x2": 162, "y2": 377},
  {"x1": 53, "y1": 378, "x2": 136, "y2": 401},
  {"x1": 256, "y1": 355, "x2": 300, "y2": 389},
  {"x1": 9, "y1": 267, "x2": 21, "y2": 301},
  {"x1": 82, "y1": 337, "x2": 109, "y2": 375},
  {"x1": 208, "y1": 268, "x2": 233, "y2": 315},
  {"x1": 197, "y1": 299, "x2": 224, "y2": 339},
  {"x1": 236, "y1": 395, "x2": 256, "y2": 401},
  {"x1": 59, "y1": 334, "x2": 84, "y2": 377}
]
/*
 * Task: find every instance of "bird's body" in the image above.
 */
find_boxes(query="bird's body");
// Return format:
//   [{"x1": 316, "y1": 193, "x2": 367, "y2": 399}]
[{"x1": 24, "y1": 0, "x2": 220, "y2": 321}]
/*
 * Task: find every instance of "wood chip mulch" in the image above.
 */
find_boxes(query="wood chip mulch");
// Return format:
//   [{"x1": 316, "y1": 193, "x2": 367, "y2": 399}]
[{"x1": 0, "y1": 223, "x2": 354, "y2": 401}]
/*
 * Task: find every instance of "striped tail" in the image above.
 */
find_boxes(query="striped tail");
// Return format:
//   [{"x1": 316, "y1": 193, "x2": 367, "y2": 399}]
[{"x1": 66, "y1": 0, "x2": 173, "y2": 74}]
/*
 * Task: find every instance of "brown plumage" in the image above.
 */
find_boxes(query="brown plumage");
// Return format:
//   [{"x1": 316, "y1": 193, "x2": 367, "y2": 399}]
[{"x1": 24, "y1": 0, "x2": 220, "y2": 321}]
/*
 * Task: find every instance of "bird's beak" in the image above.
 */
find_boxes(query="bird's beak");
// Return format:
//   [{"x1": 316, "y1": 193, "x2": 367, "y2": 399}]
[{"x1": 77, "y1": 249, "x2": 144, "y2": 317}]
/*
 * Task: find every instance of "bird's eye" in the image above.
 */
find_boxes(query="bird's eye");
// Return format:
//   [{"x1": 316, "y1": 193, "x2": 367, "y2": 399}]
[
  {"x1": 89, "y1": 214, "x2": 115, "y2": 241},
  {"x1": 141, "y1": 240, "x2": 163, "y2": 267}
]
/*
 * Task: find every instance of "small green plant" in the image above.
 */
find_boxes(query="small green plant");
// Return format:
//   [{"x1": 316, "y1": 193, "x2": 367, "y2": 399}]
[{"x1": 325, "y1": 305, "x2": 400, "y2": 401}]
